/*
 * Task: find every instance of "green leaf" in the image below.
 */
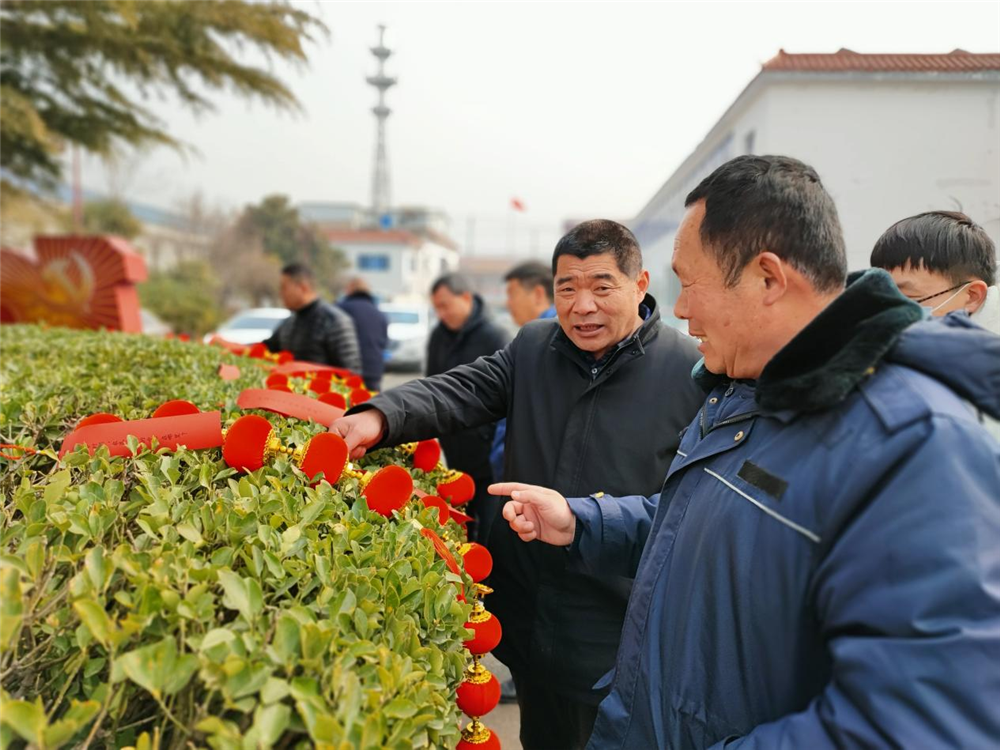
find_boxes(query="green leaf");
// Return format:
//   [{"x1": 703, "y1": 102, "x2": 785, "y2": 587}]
[
  {"x1": 0, "y1": 697, "x2": 45, "y2": 745},
  {"x1": 383, "y1": 698, "x2": 418, "y2": 719},
  {"x1": 252, "y1": 702, "x2": 290, "y2": 747},
  {"x1": 43, "y1": 469, "x2": 72, "y2": 505},
  {"x1": 73, "y1": 599, "x2": 116, "y2": 648},
  {"x1": 176, "y1": 522, "x2": 203, "y2": 544},
  {"x1": 119, "y1": 637, "x2": 194, "y2": 698},
  {"x1": 0, "y1": 568, "x2": 24, "y2": 653},
  {"x1": 217, "y1": 568, "x2": 252, "y2": 622},
  {"x1": 43, "y1": 699, "x2": 101, "y2": 749}
]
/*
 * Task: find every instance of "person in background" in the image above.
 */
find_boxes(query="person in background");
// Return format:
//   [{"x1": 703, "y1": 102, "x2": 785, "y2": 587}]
[
  {"x1": 870, "y1": 210, "x2": 999, "y2": 440},
  {"x1": 338, "y1": 276, "x2": 389, "y2": 392},
  {"x1": 492, "y1": 156, "x2": 1000, "y2": 749},
  {"x1": 426, "y1": 273, "x2": 510, "y2": 540},
  {"x1": 329, "y1": 221, "x2": 704, "y2": 749},
  {"x1": 490, "y1": 260, "x2": 557, "y2": 482},
  {"x1": 264, "y1": 263, "x2": 362, "y2": 372},
  {"x1": 870, "y1": 210, "x2": 998, "y2": 334}
]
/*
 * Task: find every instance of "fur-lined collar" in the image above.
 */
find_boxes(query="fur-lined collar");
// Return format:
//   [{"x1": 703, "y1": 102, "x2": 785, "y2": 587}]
[{"x1": 693, "y1": 270, "x2": 924, "y2": 413}]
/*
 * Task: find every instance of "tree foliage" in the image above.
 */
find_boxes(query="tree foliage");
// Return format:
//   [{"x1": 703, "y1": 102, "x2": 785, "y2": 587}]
[
  {"x1": 0, "y1": 0, "x2": 326, "y2": 191},
  {"x1": 139, "y1": 259, "x2": 224, "y2": 336},
  {"x1": 82, "y1": 199, "x2": 142, "y2": 239},
  {"x1": 234, "y1": 195, "x2": 348, "y2": 298}
]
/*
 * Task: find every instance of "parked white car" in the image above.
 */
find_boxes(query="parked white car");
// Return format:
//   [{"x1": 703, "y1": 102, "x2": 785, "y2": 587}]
[
  {"x1": 379, "y1": 303, "x2": 432, "y2": 372},
  {"x1": 204, "y1": 307, "x2": 290, "y2": 345}
]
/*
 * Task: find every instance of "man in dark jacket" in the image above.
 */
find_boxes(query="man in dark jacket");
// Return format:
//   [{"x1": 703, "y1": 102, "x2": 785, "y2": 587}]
[
  {"x1": 494, "y1": 156, "x2": 1000, "y2": 749},
  {"x1": 426, "y1": 273, "x2": 509, "y2": 541},
  {"x1": 330, "y1": 222, "x2": 704, "y2": 749},
  {"x1": 338, "y1": 277, "x2": 389, "y2": 391},
  {"x1": 264, "y1": 263, "x2": 362, "y2": 372}
]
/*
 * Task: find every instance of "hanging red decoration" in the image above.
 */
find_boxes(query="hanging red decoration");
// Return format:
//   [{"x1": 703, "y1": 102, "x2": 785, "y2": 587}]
[
  {"x1": 412, "y1": 439, "x2": 442, "y2": 472},
  {"x1": 457, "y1": 670, "x2": 501, "y2": 718},
  {"x1": 77, "y1": 413, "x2": 122, "y2": 429},
  {"x1": 265, "y1": 373, "x2": 289, "y2": 390},
  {"x1": 421, "y1": 494, "x2": 450, "y2": 525},
  {"x1": 437, "y1": 471, "x2": 476, "y2": 505},
  {"x1": 361, "y1": 464, "x2": 413, "y2": 517},
  {"x1": 456, "y1": 720, "x2": 501, "y2": 750},
  {"x1": 420, "y1": 527, "x2": 461, "y2": 575},
  {"x1": 221, "y1": 414, "x2": 273, "y2": 472},
  {"x1": 318, "y1": 391, "x2": 347, "y2": 410},
  {"x1": 464, "y1": 610, "x2": 502, "y2": 655},
  {"x1": 349, "y1": 387, "x2": 372, "y2": 407},
  {"x1": 460, "y1": 543, "x2": 493, "y2": 583},
  {"x1": 151, "y1": 400, "x2": 200, "y2": 419},
  {"x1": 297, "y1": 432, "x2": 349, "y2": 485}
]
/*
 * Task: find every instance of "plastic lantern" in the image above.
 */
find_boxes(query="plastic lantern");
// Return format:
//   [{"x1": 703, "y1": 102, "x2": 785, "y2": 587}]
[
  {"x1": 437, "y1": 471, "x2": 476, "y2": 505},
  {"x1": 459, "y1": 543, "x2": 493, "y2": 583},
  {"x1": 457, "y1": 669, "x2": 501, "y2": 718},
  {"x1": 349, "y1": 387, "x2": 372, "y2": 407},
  {"x1": 308, "y1": 378, "x2": 331, "y2": 395},
  {"x1": 247, "y1": 342, "x2": 268, "y2": 359},
  {"x1": 265, "y1": 373, "x2": 289, "y2": 390},
  {"x1": 346, "y1": 464, "x2": 413, "y2": 517},
  {"x1": 151, "y1": 400, "x2": 200, "y2": 419},
  {"x1": 344, "y1": 374, "x2": 365, "y2": 389},
  {"x1": 456, "y1": 720, "x2": 501, "y2": 750},
  {"x1": 221, "y1": 414, "x2": 348, "y2": 484},
  {"x1": 464, "y1": 609, "x2": 502, "y2": 655},
  {"x1": 77, "y1": 413, "x2": 123, "y2": 429},
  {"x1": 318, "y1": 391, "x2": 347, "y2": 410}
]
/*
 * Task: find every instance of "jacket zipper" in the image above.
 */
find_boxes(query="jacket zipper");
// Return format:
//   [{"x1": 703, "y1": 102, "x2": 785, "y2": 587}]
[{"x1": 699, "y1": 398, "x2": 760, "y2": 439}]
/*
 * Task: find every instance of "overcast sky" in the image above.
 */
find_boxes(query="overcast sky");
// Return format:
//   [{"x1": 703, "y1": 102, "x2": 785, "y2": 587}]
[{"x1": 80, "y1": 1, "x2": 1000, "y2": 254}]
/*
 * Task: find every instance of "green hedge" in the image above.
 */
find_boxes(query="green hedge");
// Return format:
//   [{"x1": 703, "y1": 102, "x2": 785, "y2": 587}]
[{"x1": 0, "y1": 325, "x2": 471, "y2": 749}]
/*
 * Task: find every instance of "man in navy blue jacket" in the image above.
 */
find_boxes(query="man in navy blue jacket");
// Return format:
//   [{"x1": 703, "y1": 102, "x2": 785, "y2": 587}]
[
  {"x1": 338, "y1": 277, "x2": 388, "y2": 392},
  {"x1": 492, "y1": 156, "x2": 1000, "y2": 749}
]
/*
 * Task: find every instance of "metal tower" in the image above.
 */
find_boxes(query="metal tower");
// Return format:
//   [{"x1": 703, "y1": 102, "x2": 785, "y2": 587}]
[{"x1": 367, "y1": 25, "x2": 396, "y2": 221}]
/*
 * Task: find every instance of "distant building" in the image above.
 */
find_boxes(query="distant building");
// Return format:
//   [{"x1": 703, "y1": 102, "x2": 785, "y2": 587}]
[
  {"x1": 631, "y1": 49, "x2": 1000, "y2": 326},
  {"x1": 301, "y1": 201, "x2": 461, "y2": 301},
  {"x1": 322, "y1": 228, "x2": 458, "y2": 302},
  {"x1": 458, "y1": 255, "x2": 517, "y2": 313}
]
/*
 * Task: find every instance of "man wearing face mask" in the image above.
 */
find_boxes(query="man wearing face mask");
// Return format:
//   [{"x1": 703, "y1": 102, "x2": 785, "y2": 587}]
[
  {"x1": 329, "y1": 220, "x2": 703, "y2": 749},
  {"x1": 870, "y1": 210, "x2": 998, "y2": 332}
]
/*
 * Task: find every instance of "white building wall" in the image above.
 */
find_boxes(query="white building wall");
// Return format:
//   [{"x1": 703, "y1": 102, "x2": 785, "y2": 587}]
[
  {"x1": 337, "y1": 239, "x2": 459, "y2": 303},
  {"x1": 633, "y1": 72, "x2": 1000, "y2": 327}
]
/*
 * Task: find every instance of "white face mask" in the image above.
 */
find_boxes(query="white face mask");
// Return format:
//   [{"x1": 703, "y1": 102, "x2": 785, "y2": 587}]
[{"x1": 923, "y1": 282, "x2": 971, "y2": 314}]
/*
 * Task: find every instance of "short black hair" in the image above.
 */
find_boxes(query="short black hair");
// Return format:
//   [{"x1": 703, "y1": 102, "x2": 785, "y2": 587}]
[
  {"x1": 552, "y1": 219, "x2": 642, "y2": 278},
  {"x1": 685, "y1": 155, "x2": 847, "y2": 292},
  {"x1": 870, "y1": 211, "x2": 996, "y2": 287},
  {"x1": 505, "y1": 261, "x2": 554, "y2": 302},
  {"x1": 431, "y1": 272, "x2": 474, "y2": 296},
  {"x1": 281, "y1": 262, "x2": 314, "y2": 285}
]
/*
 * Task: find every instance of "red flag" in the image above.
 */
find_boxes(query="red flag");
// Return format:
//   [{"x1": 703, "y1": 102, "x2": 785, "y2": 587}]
[{"x1": 510, "y1": 197, "x2": 526, "y2": 212}]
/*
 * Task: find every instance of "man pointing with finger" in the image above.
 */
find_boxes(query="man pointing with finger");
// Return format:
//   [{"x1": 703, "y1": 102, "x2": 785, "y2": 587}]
[
  {"x1": 493, "y1": 156, "x2": 1000, "y2": 749},
  {"x1": 330, "y1": 220, "x2": 703, "y2": 749}
]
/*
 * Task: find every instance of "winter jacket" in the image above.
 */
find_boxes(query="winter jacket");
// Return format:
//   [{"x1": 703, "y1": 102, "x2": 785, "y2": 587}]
[
  {"x1": 425, "y1": 295, "x2": 509, "y2": 495},
  {"x1": 354, "y1": 295, "x2": 704, "y2": 702},
  {"x1": 338, "y1": 291, "x2": 389, "y2": 391},
  {"x1": 566, "y1": 271, "x2": 1000, "y2": 749},
  {"x1": 264, "y1": 299, "x2": 362, "y2": 372}
]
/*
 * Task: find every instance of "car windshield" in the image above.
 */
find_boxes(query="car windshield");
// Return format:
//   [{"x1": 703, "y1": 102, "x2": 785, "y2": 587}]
[
  {"x1": 225, "y1": 315, "x2": 285, "y2": 330},
  {"x1": 383, "y1": 311, "x2": 421, "y2": 325}
]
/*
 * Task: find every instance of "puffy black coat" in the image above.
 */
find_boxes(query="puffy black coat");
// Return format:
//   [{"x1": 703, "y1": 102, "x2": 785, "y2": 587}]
[
  {"x1": 264, "y1": 300, "x2": 362, "y2": 372},
  {"x1": 338, "y1": 291, "x2": 389, "y2": 391},
  {"x1": 357, "y1": 296, "x2": 703, "y2": 702},
  {"x1": 425, "y1": 296, "x2": 509, "y2": 497}
]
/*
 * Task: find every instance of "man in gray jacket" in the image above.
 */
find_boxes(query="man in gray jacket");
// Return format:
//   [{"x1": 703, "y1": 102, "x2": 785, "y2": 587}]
[{"x1": 330, "y1": 220, "x2": 703, "y2": 749}]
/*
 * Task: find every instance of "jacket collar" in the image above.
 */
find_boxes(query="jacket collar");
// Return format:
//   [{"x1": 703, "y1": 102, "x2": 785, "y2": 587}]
[
  {"x1": 551, "y1": 293, "x2": 662, "y2": 371},
  {"x1": 693, "y1": 270, "x2": 923, "y2": 414}
]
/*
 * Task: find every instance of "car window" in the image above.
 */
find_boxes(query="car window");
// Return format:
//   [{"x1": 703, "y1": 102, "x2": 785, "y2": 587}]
[
  {"x1": 382, "y1": 311, "x2": 421, "y2": 325},
  {"x1": 226, "y1": 316, "x2": 286, "y2": 330}
]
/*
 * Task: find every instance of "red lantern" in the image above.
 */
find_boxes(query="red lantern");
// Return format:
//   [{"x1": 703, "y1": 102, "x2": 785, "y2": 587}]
[
  {"x1": 362, "y1": 465, "x2": 413, "y2": 517},
  {"x1": 344, "y1": 374, "x2": 364, "y2": 389},
  {"x1": 464, "y1": 611, "x2": 502, "y2": 655},
  {"x1": 457, "y1": 720, "x2": 501, "y2": 750},
  {"x1": 349, "y1": 387, "x2": 372, "y2": 407},
  {"x1": 318, "y1": 391, "x2": 347, "y2": 409},
  {"x1": 247, "y1": 342, "x2": 268, "y2": 359},
  {"x1": 222, "y1": 415, "x2": 273, "y2": 472},
  {"x1": 298, "y1": 432, "x2": 349, "y2": 485},
  {"x1": 460, "y1": 543, "x2": 493, "y2": 583},
  {"x1": 308, "y1": 378, "x2": 331, "y2": 395},
  {"x1": 77, "y1": 413, "x2": 122, "y2": 429},
  {"x1": 437, "y1": 472, "x2": 475, "y2": 505},
  {"x1": 412, "y1": 439, "x2": 441, "y2": 472},
  {"x1": 151, "y1": 400, "x2": 200, "y2": 419},
  {"x1": 457, "y1": 671, "x2": 501, "y2": 718},
  {"x1": 265, "y1": 373, "x2": 289, "y2": 390},
  {"x1": 275, "y1": 351, "x2": 294, "y2": 364}
]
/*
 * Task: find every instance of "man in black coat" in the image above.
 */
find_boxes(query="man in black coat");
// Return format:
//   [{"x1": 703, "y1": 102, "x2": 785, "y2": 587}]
[
  {"x1": 264, "y1": 263, "x2": 362, "y2": 372},
  {"x1": 330, "y1": 222, "x2": 703, "y2": 750},
  {"x1": 338, "y1": 277, "x2": 389, "y2": 392},
  {"x1": 426, "y1": 273, "x2": 510, "y2": 540}
]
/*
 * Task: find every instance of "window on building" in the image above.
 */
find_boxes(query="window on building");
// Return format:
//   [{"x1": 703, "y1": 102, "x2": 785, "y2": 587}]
[{"x1": 358, "y1": 254, "x2": 390, "y2": 271}]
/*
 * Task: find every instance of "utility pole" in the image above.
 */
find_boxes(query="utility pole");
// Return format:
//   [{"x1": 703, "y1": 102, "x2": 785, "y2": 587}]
[{"x1": 367, "y1": 25, "x2": 396, "y2": 225}]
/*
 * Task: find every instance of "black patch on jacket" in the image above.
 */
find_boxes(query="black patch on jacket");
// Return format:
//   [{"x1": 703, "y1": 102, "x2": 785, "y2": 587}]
[{"x1": 737, "y1": 460, "x2": 788, "y2": 501}]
